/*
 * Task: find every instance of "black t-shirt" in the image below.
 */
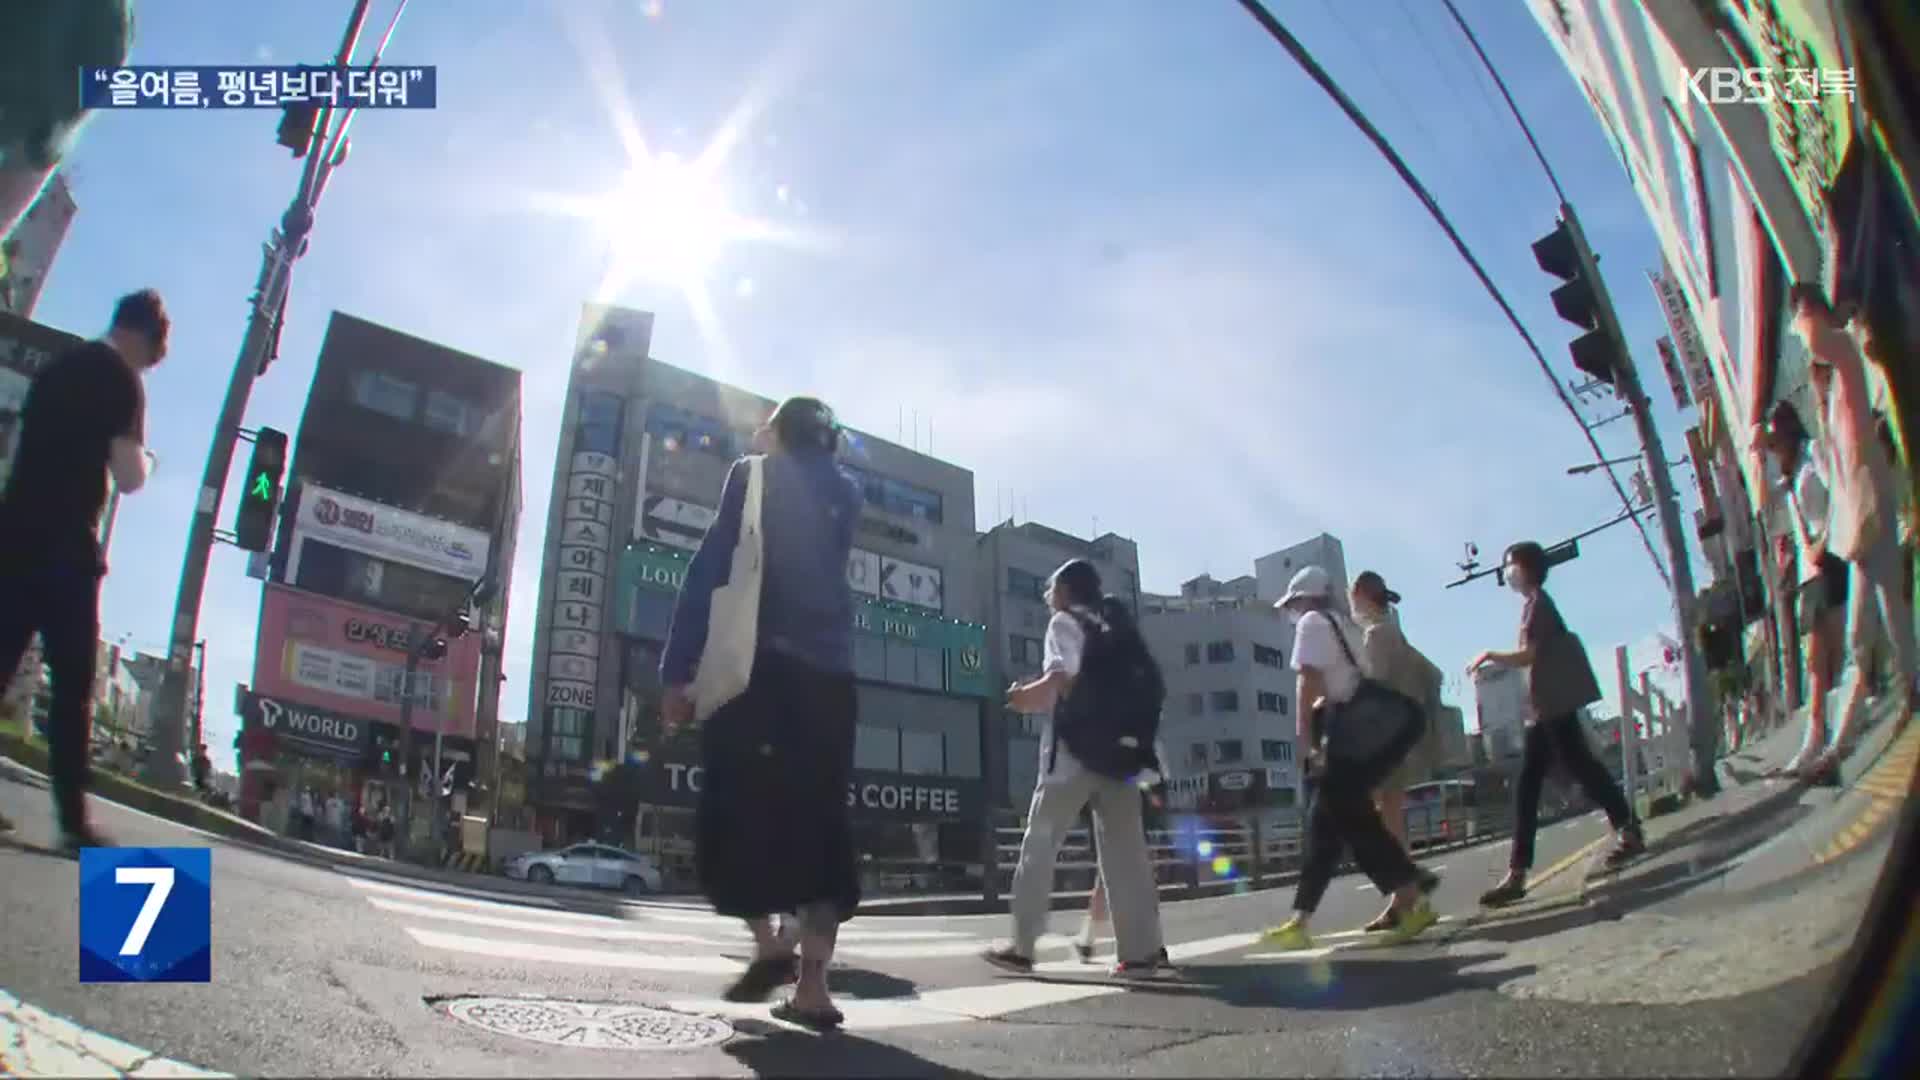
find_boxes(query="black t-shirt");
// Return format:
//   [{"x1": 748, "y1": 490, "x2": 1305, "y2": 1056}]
[{"x1": 0, "y1": 340, "x2": 143, "y2": 556}]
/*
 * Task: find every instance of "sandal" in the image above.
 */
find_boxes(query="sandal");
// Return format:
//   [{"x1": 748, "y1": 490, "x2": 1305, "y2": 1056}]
[
  {"x1": 722, "y1": 953, "x2": 797, "y2": 1003},
  {"x1": 771, "y1": 998, "x2": 844, "y2": 1032},
  {"x1": 1363, "y1": 910, "x2": 1399, "y2": 933}
]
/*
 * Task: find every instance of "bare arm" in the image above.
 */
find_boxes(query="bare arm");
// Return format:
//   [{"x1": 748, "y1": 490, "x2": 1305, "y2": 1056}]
[
  {"x1": 1295, "y1": 667, "x2": 1326, "y2": 743},
  {"x1": 108, "y1": 436, "x2": 149, "y2": 493}
]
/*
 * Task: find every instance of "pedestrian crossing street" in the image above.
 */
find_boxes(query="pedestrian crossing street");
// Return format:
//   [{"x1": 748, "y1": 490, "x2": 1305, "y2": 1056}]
[{"x1": 340, "y1": 871, "x2": 1457, "y2": 987}]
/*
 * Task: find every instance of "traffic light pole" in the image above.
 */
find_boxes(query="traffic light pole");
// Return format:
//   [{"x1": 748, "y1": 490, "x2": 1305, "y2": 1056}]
[
  {"x1": 1560, "y1": 204, "x2": 1720, "y2": 795},
  {"x1": 140, "y1": 1, "x2": 374, "y2": 788}
]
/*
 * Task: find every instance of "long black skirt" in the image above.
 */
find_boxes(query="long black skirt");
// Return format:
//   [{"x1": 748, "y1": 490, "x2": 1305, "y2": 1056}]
[{"x1": 696, "y1": 649, "x2": 861, "y2": 923}]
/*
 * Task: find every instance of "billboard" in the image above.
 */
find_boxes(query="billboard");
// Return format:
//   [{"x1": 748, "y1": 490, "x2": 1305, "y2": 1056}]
[
  {"x1": 293, "y1": 482, "x2": 492, "y2": 581},
  {"x1": 252, "y1": 584, "x2": 481, "y2": 738},
  {"x1": 0, "y1": 312, "x2": 83, "y2": 491}
]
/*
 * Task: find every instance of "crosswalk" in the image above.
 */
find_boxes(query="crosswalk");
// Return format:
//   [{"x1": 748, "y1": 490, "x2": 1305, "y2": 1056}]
[{"x1": 339, "y1": 871, "x2": 1458, "y2": 1031}]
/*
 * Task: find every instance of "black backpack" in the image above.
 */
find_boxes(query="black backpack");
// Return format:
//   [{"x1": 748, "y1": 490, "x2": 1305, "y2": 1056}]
[{"x1": 1052, "y1": 597, "x2": 1166, "y2": 781}]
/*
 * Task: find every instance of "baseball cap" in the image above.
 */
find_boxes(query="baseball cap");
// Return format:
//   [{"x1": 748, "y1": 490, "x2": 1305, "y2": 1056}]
[{"x1": 1274, "y1": 566, "x2": 1332, "y2": 610}]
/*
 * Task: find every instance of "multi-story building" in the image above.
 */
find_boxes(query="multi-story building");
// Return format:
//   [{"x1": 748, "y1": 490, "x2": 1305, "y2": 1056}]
[
  {"x1": 240, "y1": 313, "x2": 522, "y2": 835},
  {"x1": 529, "y1": 304, "x2": 991, "y2": 885},
  {"x1": 975, "y1": 521, "x2": 1142, "y2": 806},
  {"x1": 1254, "y1": 533, "x2": 1351, "y2": 612},
  {"x1": 0, "y1": 173, "x2": 77, "y2": 318},
  {"x1": 1528, "y1": 1, "x2": 1918, "y2": 710},
  {"x1": 1472, "y1": 665, "x2": 1530, "y2": 763},
  {"x1": 1141, "y1": 574, "x2": 1302, "y2": 819}
]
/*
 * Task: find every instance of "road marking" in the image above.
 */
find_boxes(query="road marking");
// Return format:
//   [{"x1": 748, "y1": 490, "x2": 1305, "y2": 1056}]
[
  {"x1": 346, "y1": 877, "x2": 610, "y2": 920},
  {"x1": 667, "y1": 979, "x2": 1126, "y2": 1031},
  {"x1": 1528, "y1": 835, "x2": 1609, "y2": 891},
  {"x1": 337, "y1": 869, "x2": 563, "y2": 908},
  {"x1": 0, "y1": 989, "x2": 231, "y2": 1077},
  {"x1": 405, "y1": 927, "x2": 750, "y2": 973}
]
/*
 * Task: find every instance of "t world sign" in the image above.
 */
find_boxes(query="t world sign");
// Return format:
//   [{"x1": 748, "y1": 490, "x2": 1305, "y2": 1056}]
[
  {"x1": 651, "y1": 761, "x2": 981, "y2": 822},
  {"x1": 240, "y1": 689, "x2": 372, "y2": 760}
]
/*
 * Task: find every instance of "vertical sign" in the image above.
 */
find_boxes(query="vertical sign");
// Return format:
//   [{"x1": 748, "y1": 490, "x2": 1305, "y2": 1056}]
[
  {"x1": 1646, "y1": 266, "x2": 1716, "y2": 407},
  {"x1": 544, "y1": 390, "x2": 625, "y2": 716},
  {"x1": 1654, "y1": 336, "x2": 1691, "y2": 410}
]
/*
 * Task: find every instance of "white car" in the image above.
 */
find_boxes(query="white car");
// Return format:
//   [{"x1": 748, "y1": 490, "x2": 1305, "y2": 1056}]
[{"x1": 505, "y1": 843, "x2": 663, "y2": 896}]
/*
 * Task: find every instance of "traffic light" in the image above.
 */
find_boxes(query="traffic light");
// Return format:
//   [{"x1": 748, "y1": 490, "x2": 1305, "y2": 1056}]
[
  {"x1": 233, "y1": 428, "x2": 288, "y2": 552},
  {"x1": 276, "y1": 102, "x2": 319, "y2": 157},
  {"x1": 421, "y1": 636, "x2": 449, "y2": 662},
  {"x1": 1532, "y1": 212, "x2": 1624, "y2": 388}
]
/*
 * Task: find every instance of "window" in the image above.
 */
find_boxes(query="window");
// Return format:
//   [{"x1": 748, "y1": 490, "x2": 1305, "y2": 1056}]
[
  {"x1": 548, "y1": 707, "x2": 591, "y2": 762},
  {"x1": 350, "y1": 370, "x2": 417, "y2": 421},
  {"x1": 294, "y1": 540, "x2": 471, "y2": 625},
  {"x1": 1206, "y1": 641, "x2": 1235, "y2": 663},
  {"x1": 1187, "y1": 742, "x2": 1208, "y2": 768},
  {"x1": 1253, "y1": 644, "x2": 1286, "y2": 667},
  {"x1": 1261, "y1": 739, "x2": 1294, "y2": 763},
  {"x1": 1214, "y1": 739, "x2": 1244, "y2": 764},
  {"x1": 1007, "y1": 568, "x2": 1044, "y2": 602},
  {"x1": 1009, "y1": 634, "x2": 1044, "y2": 668},
  {"x1": 900, "y1": 729, "x2": 944, "y2": 775},
  {"x1": 885, "y1": 640, "x2": 920, "y2": 687},
  {"x1": 1257, "y1": 691, "x2": 1286, "y2": 714},
  {"x1": 1209, "y1": 690, "x2": 1240, "y2": 712},
  {"x1": 852, "y1": 637, "x2": 887, "y2": 682},
  {"x1": 842, "y1": 464, "x2": 944, "y2": 523},
  {"x1": 1184, "y1": 643, "x2": 1201, "y2": 666},
  {"x1": 622, "y1": 587, "x2": 675, "y2": 641},
  {"x1": 423, "y1": 390, "x2": 473, "y2": 437},
  {"x1": 1186, "y1": 692, "x2": 1204, "y2": 716},
  {"x1": 855, "y1": 724, "x2": 899, "y2": 771},
  {"x1": 575, "y1": 391, "x2": 626, "y2": 459}
]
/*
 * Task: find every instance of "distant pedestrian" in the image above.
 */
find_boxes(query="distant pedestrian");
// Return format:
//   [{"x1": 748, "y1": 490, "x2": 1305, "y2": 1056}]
[
  {"x1": 1261, "y1": 566, "x2": 1438, "y2": 951},
  {"x1": 659, "y1": 396, "x2": 862, "y2": 1031},
  {"x1": 0, "y1": 288, "x2": 164, "y2": 847},
  {"x1": 1470, "y1": 541, "x2": 1644, "y2": 908}
]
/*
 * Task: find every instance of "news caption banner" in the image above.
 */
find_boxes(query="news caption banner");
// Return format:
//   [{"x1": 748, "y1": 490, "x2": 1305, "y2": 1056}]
[
  {"x1": 78, "y1": 848, "x2": 213, "y2": 984},
  {"x1": 80, "y1": 66, "x2": 436, "y2": 110}
]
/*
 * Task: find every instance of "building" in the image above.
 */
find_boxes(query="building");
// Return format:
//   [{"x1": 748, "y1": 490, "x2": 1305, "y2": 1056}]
[
  {"x1": 1254, "y1": 533, "x2": 1351, "y2": 612},
  {"x1": 1472, "y1": 665, "x2": 1530, "y2": 762},
  {"x1": 1141, "y1": 574, "x2": 1302, "y2": 819},
  {"x1": 1432, "y1": 703, "x2": 1472, "y2": 772},
  {"x1": 975, "y1": 520, "x2": 1142, "y2": 806},
  {"x1": 0, "y1": 173, "x2": 77, "y2": 318},
  {"x1": 527, "y1": 303, "x2": 991, "y2": 887},
  {"x1": 1527, "y1": 1, "x2": 1919, "y2": 712},
  {"x1": 240, "y1": 313, "x2": 522, "y2": 837}
]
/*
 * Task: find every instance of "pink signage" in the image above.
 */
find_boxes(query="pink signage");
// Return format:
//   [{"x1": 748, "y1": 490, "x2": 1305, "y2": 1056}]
[{"x1": 253, "y1": 584, "x2": 482, "y2": 740}]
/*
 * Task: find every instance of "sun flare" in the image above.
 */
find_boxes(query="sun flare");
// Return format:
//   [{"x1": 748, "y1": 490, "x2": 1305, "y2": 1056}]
[{"x1": 593, "y1": 151, "x2": 742, "y2": 290}]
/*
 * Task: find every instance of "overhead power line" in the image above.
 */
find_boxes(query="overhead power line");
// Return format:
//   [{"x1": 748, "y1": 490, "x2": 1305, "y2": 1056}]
[{"x1": 1233, "y1": 0, "x2": 1670, "y2": 588}]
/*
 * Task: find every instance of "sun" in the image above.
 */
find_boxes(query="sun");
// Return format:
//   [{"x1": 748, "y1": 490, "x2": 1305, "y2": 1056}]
[{"x1": 592, "y1": 151, "x2": 743, "y2": 290}]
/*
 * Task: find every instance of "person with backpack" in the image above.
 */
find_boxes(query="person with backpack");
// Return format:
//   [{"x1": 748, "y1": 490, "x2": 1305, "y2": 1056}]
[
  {"x1": 982, "y1": 559, "x2": 1168, "y2": 978},
  {"x1": 1260, "y1": 566, "x2": 1440, "y2": 952}
]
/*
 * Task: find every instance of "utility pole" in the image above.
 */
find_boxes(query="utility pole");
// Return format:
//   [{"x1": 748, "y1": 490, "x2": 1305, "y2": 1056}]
[
  {"x1": 397, "y1": 577, "x2": 493, "y2": 859},
  {"x1": 1535, "y1": 204, "x2": 1719, "y2": 795},
  {"x1": 142, "y1": 1, "x2": 376, "y2": 787}
]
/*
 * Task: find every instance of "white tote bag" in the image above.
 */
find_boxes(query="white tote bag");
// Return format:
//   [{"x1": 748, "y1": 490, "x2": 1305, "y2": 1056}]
[{"x1": 690, "y1": 455, "x2": 766, "y2": 723}]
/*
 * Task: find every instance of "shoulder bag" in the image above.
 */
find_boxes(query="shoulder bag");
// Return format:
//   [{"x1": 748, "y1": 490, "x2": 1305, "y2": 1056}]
[
  {"x1": 1320, "y1": 615, "x2": 1427, "y2": 782},
  {"x1": 690, "y1": 456, "x2": 766, "y2": 723},
  {"x1": 1526, "y1": 597, "x2": 1602, "y2": 721}
]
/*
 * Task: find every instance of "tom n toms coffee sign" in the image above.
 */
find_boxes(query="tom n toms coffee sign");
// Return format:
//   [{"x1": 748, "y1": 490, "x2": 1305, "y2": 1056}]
[
  {"x1": 648, "y1": 760, "x2": 981, "y2": 821},
  {"x1": 240, "y1": 690, "x2": 372, "y2": 759},
  {"x1": 299, "y1": 482, "x2": 491, "y2": 580}
]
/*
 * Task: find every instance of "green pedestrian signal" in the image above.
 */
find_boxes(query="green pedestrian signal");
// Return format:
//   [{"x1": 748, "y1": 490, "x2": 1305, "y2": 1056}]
[{"x1": 234, "y1": 428, "x2": 288, "y2": 553}]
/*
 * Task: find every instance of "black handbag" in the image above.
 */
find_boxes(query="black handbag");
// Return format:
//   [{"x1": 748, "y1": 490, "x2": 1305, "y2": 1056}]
[{"x1": 1320, "y1": 615, "x2": 1428, "y2": 779}]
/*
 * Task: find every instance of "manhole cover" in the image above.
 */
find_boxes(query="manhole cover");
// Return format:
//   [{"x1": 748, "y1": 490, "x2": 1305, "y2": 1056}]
[{"x1": 442, "y1": 997, "x2": 733, "y2": 1050}]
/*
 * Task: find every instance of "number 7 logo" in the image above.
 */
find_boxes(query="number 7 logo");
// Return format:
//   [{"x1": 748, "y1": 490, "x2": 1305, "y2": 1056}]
[
  {"x1": 115, "y1": 866, "x2": 175, "y2": 956},
  {"x1": 79, "y1": 848, "x2": 213, "y2": 983}
]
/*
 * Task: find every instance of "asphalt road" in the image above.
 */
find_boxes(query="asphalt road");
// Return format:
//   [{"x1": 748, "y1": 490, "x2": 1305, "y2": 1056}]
[{"x1": 0, "y1": 769, "x2": 1838, "y2": 1077}]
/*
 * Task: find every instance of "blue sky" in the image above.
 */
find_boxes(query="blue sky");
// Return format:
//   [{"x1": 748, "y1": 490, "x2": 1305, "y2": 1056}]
[{"x1": 31, "y1": 0, "x2": 1705, "y2": 762}]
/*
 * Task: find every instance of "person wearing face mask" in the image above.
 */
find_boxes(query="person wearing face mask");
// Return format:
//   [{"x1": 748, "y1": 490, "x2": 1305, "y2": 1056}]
[
  {"x1": 1350, "y1": 571, "x2": 1446, "y2": 932},
  {"x1": 1261, "y1": 566, "x2": 1439, "y2": 951},
  {"x1": 1470, "y1": 542, "x2": 1644, "y2": 908}
]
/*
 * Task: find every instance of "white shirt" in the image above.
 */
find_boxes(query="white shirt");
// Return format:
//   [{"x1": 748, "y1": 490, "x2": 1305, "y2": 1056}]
[
  {"x1": 1036, "y1": 610, "x2": 1088, "y2": 783},
  {"x1": 1289, "y1": 609, "x2": 1364, "y2": 704},
  {"x1": 1783, "y1": 455, "x2": 1832, "y2": 584}
]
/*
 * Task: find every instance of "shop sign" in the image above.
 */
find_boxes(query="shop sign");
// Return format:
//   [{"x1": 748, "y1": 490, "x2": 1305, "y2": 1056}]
[
  {"x1": 297, "y1": 482, "x2": 491, "y2": 580},
  {"x1": 642, "y1": 758, "x2": 982, "y2": 822},
  {"x1": 1732, "y1": 0, "x2": 1850, "y2": 234},
  {"x1": 240, "y1": 689, "x2": 372, "y2": 761}
]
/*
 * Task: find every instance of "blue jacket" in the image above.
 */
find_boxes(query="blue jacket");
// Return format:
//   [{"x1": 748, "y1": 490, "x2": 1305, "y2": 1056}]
[{"x1": 659, "y1": 448, "x2": 861, "y2": 685}]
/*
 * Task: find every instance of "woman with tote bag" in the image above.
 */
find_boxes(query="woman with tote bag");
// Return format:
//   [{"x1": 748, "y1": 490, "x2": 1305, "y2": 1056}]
[
  {"x1": 659, "y1": 397, "x2": 862, "y2": 1031},
  {"x1": 1470, "y1": 541, "x2": 1644, "y2": 908}
]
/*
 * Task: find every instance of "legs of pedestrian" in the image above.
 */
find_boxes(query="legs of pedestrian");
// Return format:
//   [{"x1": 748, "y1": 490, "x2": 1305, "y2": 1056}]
[
  {"x1": 1823, "y1": 533, "x2": 1919, "y2": 771},
  {"x1": 1085, "y1": 775, "x2": 1165, "y2": 974},
  {"x1": 984, "y1": 771, "x2": 1091, "y2": 972},
  {"x1": 39, "y1": 561, "x2": 102, "y2": 848},
  {"x1": 1543, "y1": 713, "x2": 1643, "y2": 866},
  {"x1": 1267, "y1": 774, "x2": 1431, "y2": 949},
  {"x1": 1483, "y1": 720, "x2": 1553, "y2": 905},
  {"x1": 0, "y1": 567, "x2": 36, "y2": 836},
  {"x1": 780, "y1": 900, "x2": 839, "y2": 1022},
  {"x1": 1075, "y1": 874, "x2": 1107, "y2": 960}
]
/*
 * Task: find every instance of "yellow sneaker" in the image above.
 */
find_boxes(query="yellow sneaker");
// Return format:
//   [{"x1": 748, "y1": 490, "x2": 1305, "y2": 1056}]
[
  {"x1": 1259, "y1": 920, "x2": 1314, "y2": 951},
  {"x1": 1381, "y1": 901, "x2": 1439, "y2": 945}
]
